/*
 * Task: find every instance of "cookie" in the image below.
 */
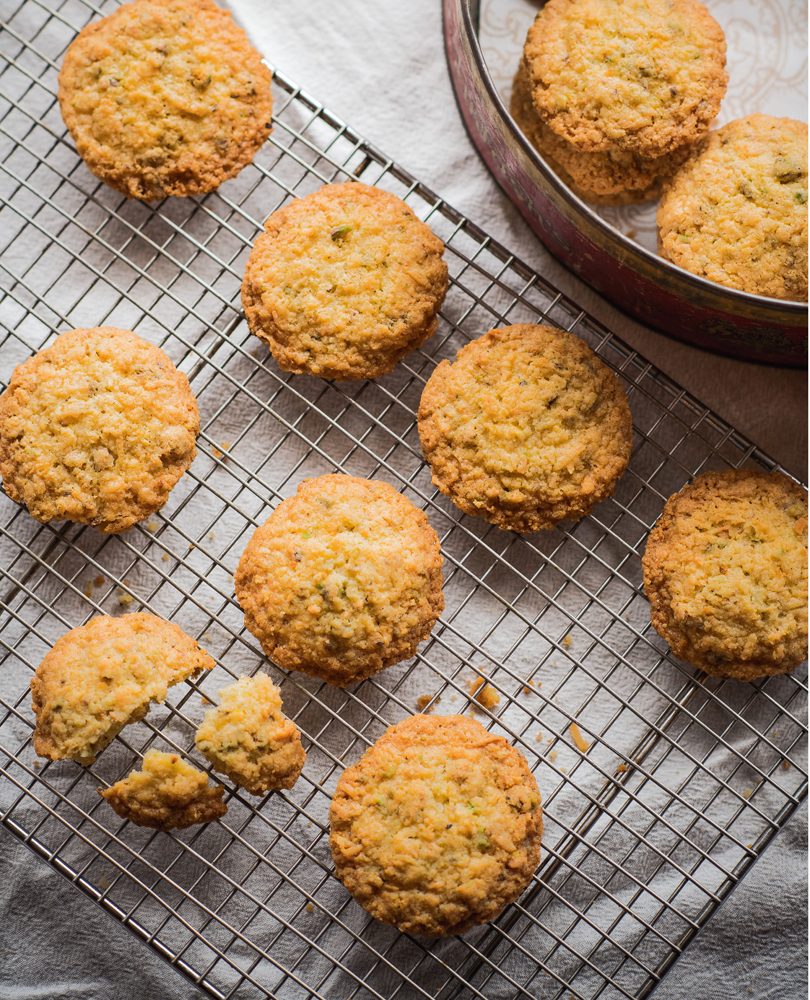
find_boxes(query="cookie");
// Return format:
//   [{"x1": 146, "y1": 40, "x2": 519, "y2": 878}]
[
  {"x1": 418, "y1": 324, "x2": 633, "y2": 533},
  {"x1": 0, "y1": 327, "x2": 199, "y2": 533},
  {"x1": 510, "y1": 61, "x2": 692, "y2": 205},
  {"x1": 642, "y1": 470, "x2": 808, "y2": 680},
  {"x1": 329, "y1": 714, "x2": 543, "y2": 936},
  {"x1": 658, "y1": 116, "x2": 809, "y2": 300},
  {"x1": 58, "y1": 0, "x2": 272, "y2": 199},
  {"x1": 235, "y1": 474, "x2": 444, "y2": 686},
  {"x1": 31, "y1": 613, "x2": 214, "y2": 765},
  {"x1": 523, "y1": 0, "x2": 727, "y2": 157},
  {"x1": 195, "y1": 674, "x2": 305, "y2": 794},
  {"x1": 100, "y1": 750, "x2": 226, "y2": 829},
  {"x1": 241, "y1": 182, "x2": 448, "y2": 380}
]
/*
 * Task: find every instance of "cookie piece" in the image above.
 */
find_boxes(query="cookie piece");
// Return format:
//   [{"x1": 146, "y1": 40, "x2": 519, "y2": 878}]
[
  {"x1": 0, "y1": 327, "x2": 199, "y2": 533},
  {"x1": 31, "y1": 613, "x2": 214, "y2": 765},
  {"x1": 510, "y1": 62, "x2": 692, "y2": 205},
  {"x1": 418, "y1": 325, "x2": 633, "y2": 533},
  {"x1": 241, "y1": 182, "x2": 448, "y2": 380},
  {"x1": 235, "y1": 475, "x2": 444, "y2": 686},
  {"x1": 330, "y1": 714, "x2": 543, "y2": 936},
  {"x1": 100, "y1": 750, "x2": 226, "y2": 829},
  {"x1": 58, "y1": 0, "x2": 272, "y2": 199},
  {"x1": 642, "y1": 470, "x2": 808, "y2": 680},
  {"x1": 658, "y1": 116, "x2": 809, "y2": 300},
  {"x1": 523, "y1": 0, "x2": 727, "y2": 157},
  {"x1": 195, "y1": 674, "x2": 305, "y2": 794}
]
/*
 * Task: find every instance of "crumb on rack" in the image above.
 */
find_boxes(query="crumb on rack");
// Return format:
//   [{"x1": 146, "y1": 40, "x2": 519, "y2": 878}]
[
  {"x1": 625, "y1": 228, "x2": 637, "y2": 239},
  {"x1": 83, "y1": 582, "x2": 93, "y2": 598},
  {"x1": 569, "y1": 722, "x2": 591, "y2": 753},
  {"x1": 742, "y1": 787, "x2": 753, "y2": 800},
  {"x1": 616, "y1": 762, "x2": 629, "y2": 774},
  {"x1": 548, "y1": 748, "x2": 558, "y2": 762},
  {"x1": 305, "y1": 902, "x2": 314, "y2": 913},
  {"x1": 145, "y1": 519, "x2": 159, "y2": 532},
  {"x1": 782, "y1": 759, "x2": 792, "y2": 770},
  {"x1": 469, "y1": 676, "x2": 500, "y2": 711},
  {"x1": 117, "y1": 589, "x2": 134, "y2": 608},
  {"x1": 162, "y1": 552, "x2": 170, "y2": 562},
  {"x1": 94, "y1": 575, "x2": 105, "y2": 587},
  {"x1": 562, "y1": 635, "x2": 572, "y2": 648},
  {"x1": 416, "y1": 693, "x2": 440, "y2": 713},
  {"x1": 212, "y1": 441, "x2": 231, "y2": 460},
  {"x1": 534, "y1": 731, "x2": 544, "y2": 742},
  {"x1": 207, "y1": 531, "x2": 216, "y2": 542}
]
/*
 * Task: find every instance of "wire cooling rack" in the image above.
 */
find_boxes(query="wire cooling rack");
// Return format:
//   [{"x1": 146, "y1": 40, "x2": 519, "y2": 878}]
[{"x1": 0, "y1": 2, "x2": 807, "y2": 998}]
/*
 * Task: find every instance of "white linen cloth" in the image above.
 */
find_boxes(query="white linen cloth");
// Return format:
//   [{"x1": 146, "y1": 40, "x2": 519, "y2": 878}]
[{"x1": 0, "y1": 2, "x2": 806, "y2": 998}]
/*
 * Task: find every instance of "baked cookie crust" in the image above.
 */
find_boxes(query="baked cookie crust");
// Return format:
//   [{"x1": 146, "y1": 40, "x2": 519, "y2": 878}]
[
  {"x1": 101, "y1": 749, "x2": 226, "y2": 829},
  {"x1": 642, "y1": 470, "x2": 808, "y2": 680},
  {"x1": 58, "y1": 0, "x2": 272, "y2": 199},
  {"x1": 523, "y1": 0, "x2": 727, "y2": 157},
  {"x1": 418, "y1": 324, "x2": 633, "y2": 533},
  {"x1": 31, "y1": 613, "x2": 214, "y2": 765},
  {"x1": 330, "y1": 714, "x2": 543, "y2": 936},
  {"x1": 0, "y1": 326, "x2": 199, "y2": 533},
  {"x1": 658, "y1": 116, "x2": 808, "y2": 300},
  {"x1": 235, "y1": 475, "x2": 444, "y2": 686},
  {"x1": 242, "y1": 182, "x2": 448, "y2": 380},
  {"x1": 195, "y1": 674, "x2": 306, "y2": 794}
]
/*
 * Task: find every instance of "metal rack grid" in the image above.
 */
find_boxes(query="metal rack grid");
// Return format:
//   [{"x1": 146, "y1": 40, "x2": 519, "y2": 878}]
[{"x1": 0, "y1": 1, "x2": 806, "y2": 998}]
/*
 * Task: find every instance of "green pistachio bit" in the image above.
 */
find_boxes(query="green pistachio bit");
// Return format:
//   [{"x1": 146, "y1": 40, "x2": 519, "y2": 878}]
[{"x1": 330, "y1": 224, "x2": 352, "y2": 243}]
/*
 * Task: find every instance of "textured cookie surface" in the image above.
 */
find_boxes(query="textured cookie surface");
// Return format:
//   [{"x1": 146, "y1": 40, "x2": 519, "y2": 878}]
[
  {"x1": 418, "y1": 325, "x2": 633, "y2": 533},
  {"x1": 235, "y1": 475, "x2": 444, "y2": 686},
  {"x1": 101, "y1": 750, "x2": 226, "y2": 829},
  {"x1": 58, "y1": 0, "x2": 272, "y2": 199},
  {"x1": 242, "y1": 182, "x2": 448, "y2": 380},
  {"x1": 32, "y1": 613, "x2": 214, "y2": 765},
  {"x1": 523, "y1": 0, "x2": 726, "y2": 156},
  {"x1": 642, "y1": 470, "x2": 808, "y2": 680},
  {"x1": 0, "y1": 327, "x2": 199, "y2": 533},
  {"x1": 195, "y1": 674, "x2": 305, "y2": 794},
  {"x1": 658, "y1": 116, "x2": 809, "y2": 300},
  {"x1": 330, "y1": 714, "x2": 543, "y2": 936},
  {"x1": 510, "y1": 62, "x2": 691, "y2": 204}
]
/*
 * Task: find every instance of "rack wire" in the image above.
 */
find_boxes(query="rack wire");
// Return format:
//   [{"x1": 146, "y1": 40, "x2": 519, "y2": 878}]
[{"x1": 0, "y1": 1, "x2": 806, "y2": 998}]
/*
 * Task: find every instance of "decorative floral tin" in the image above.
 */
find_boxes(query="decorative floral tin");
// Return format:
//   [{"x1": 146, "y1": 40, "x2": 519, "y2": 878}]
[{"x1": 443, "y1": 0, "x2": 808, "y2": 366}]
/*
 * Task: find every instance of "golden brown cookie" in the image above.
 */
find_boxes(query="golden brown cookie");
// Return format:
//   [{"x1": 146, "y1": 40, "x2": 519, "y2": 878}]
[
  {"x1": 523, "y1": 0, "x2": 727, "y2": 157},
  {"x1": 658, "y1": 116, "x2": 809, "y2": 300},
  {"x1": 100, "y1": 749, "x2": 227, "y2": 829},
  {"x1": 58, "y1": 0, "x2": 272, "y2": 199},
  {"x1": 642, "y1": 470, "x2": 808, "y2": 680},
  {"x1": 510, "y1": 61, "x2": 692, "y2": 205},
  {"x1": 329, "y1": 714, "x2": 543, "y2": 936},
  {"x1": 235, "y1": 475, "x2": 444, "y2": 686},
  {"x1": 31, "y1": 613, "x2": 214, "y2": 765},
  {"x1": 418, "y1": 324, "x2": 633, "y2": 533},
  {"x1": 0, "y1": 327, "x2": 199, "y2": 533},
  {"x1": 195, "y1": 674, "x2": 305, "y2": 794},
  {"x1": 241, "y1": 182, "x2": 448, "y2": 380}
]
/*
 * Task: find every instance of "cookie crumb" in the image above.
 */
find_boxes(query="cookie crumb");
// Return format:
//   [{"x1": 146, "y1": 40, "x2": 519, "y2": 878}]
[
  {"x1": 145, "y1": 519, "x2": 159, "y2": 532},
  {"x1": 305, "y1": 902, "x2": 314, "y2": 913},
  {"x1": 94, "y1": 575, "x2": 105, "y2": 587},
  {"x1": 212, "y1": 441, "x2": 231, "y2": 460},
  {"x1": 569, "y1": 722, "x2": 591, "y2": 753},
  {"x1": 416, "y1": 694, "x2": 440, "y2": 712},
  {"x1": 616, "y1": 762, "x2": 629, "y2": 774},
  {"x1": 161, "y1": 552, "x2": 170, "y2": 562},
  {"x1": 117, "y1": 590, "x2": 134, "y2": 608},
  {"x1": 562, "y1": 635, "x2": 572, "y2": 648},
  {"x1": 83, "y1": 582, "x2": 93, "y2": 598},
  {"x1": 469, "y1": 676, "x2": 500, "y2": 711}
]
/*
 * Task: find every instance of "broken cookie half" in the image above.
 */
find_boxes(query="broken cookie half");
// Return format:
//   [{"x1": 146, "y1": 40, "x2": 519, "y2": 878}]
[{"x1": 31, "y1": 613, "x2": 214, "y2": 765}]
